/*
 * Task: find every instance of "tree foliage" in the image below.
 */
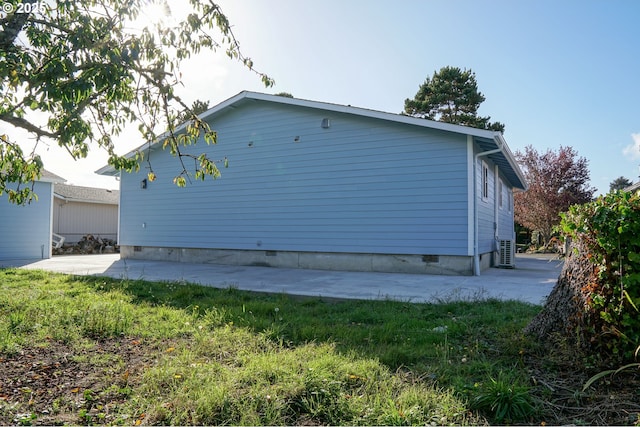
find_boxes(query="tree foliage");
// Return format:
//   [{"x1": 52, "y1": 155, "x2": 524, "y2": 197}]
[
  {"x1": 177, "y1": 99, "x2": 211, "y2": 123},
  {"x1": 403, "y1": 66, "x2": 505, "y2": 132},
  {"x1": 525, "y1": 191, "x2": 640, "y2": 366},
  {"x1": 514, "y1": 145, "x2": 596, "y2": 247},
  {"x1": 0, "y1": 0, "x2": 273, "y2": 204},
  {"x1": 609, "y1": 176, "x2": 633, "y2": 192}
]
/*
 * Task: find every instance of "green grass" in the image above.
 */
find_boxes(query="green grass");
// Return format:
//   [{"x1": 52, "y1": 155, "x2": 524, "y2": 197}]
[{"x1": 0, "y1": 268, "x2": 544, "y2": 425}]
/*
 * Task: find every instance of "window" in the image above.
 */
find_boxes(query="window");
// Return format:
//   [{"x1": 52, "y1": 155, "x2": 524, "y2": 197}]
[
  {"x1": 498, "y1": 179, "x2": 503, "y2": 208},
  {"x1": 481, "y1": 161, "x2": 489, "y2": 200}
]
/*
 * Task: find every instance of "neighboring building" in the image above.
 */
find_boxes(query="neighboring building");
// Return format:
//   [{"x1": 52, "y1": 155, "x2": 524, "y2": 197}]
[
  {"x1": 53, "y1": 184, "x2": 119, "y2": 244},
  {"x1": 623, "y1": 181, "x2": 640, "y2": 193},
  {"x1": 97, "y1": 91, "x2": 527, "y2": 275},
  {"x1": 0, "y1": 170, "x2": 65, "y2": 260}
]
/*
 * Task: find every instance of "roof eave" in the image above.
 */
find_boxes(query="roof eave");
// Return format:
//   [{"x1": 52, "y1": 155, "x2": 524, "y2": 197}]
[
  {"x1": 39, "y1": 169, "x2": 66, "y2": 183},
  {"x1": 54, "y1": 194, "x2": 118, "y2": 205},
  {"x1": 96, "y1": 91, "x2": 523, "y2": 185},
  {"x1": 494, "y1": 134, "x2": 528, "y2": 191},
  {"x1": 230, "y1": 92, "x2": 500, "y2": 139},
  {"x1": 95, "y1": 164, "x2": 119, "y2": 176},
  {"x1": 39, "y1": 176, "x2": 66, "y2": 184},
  {"x1": 96, "y1": 92, "x2": 254, "y2": 176}
]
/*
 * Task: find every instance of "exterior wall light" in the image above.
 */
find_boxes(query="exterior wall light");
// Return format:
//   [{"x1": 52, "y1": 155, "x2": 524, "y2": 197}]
[{"x1": 140, "y1": 178, "x2": 147, "y2": 189}]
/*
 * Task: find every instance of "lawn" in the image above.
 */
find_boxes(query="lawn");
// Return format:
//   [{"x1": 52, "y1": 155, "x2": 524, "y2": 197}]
[{"x1": 0, "y1": 269, "x2": 637, "y2": 425}]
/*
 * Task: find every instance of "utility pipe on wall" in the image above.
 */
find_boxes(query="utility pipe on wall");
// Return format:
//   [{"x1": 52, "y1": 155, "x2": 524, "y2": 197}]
[{"x1": 473, "y1": 135, "x2": 505, "y2": 276}]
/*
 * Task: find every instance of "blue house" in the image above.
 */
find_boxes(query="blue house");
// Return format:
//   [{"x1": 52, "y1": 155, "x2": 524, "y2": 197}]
[
  {"x1": 0, "y1": 170, "x2": 65, "y2": 260},
  {"x1": 98, "y1": 92, "x2": 527, "y2": 275}
]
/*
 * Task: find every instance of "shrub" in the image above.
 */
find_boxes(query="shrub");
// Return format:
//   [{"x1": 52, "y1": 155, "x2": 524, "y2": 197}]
[
  {"x1": 559, "y1": 191, "x2": 640, "y2": 363},
  {"x1": 470, "y1": 372, "x2": 535, "y2": 424}
]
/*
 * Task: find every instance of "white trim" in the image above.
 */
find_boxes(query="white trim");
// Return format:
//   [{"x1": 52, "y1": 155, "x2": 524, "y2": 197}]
[
  {"x1": 235, "y1": 92, "x2": 499, "y2": 138},
  {"x1": 467, "y1": 136, "x2": 475, "y2": 256},
  {"x1": 96, "y1": 91, "x2": 516, "y2": 177},
  {"x1": 47, "y1": 183, "x2": 54, "y2": 259},
  {"x1": 494, "y1": 165, "x2": 500, "y2": 244},
  {"x1": 494, "y1": 133, "x2": 527, "y2": 190},
  {"x1": 481, "y1": 161, "x2": 489, "y2": 201},
  {"x1": 473, "y1": 140, "x2": 504, "y2": 276},
  {"x1": 53, "y1": 194, "x2": 118, "y2": 205},
  {"x1": 116, "y1": 171, "x2": 121, "y2": 245}
]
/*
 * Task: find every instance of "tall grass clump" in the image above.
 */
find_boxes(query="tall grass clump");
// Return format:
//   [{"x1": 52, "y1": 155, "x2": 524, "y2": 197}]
[
  {"x1": 470, "y1": 371, "x2": 536, "y2": 424},
  {"x1": 78, "y1": 296, "x2": 134, "y2": 338},
  {"x1": 132, "y1": 337, "x2": 475, "y2": 426}
]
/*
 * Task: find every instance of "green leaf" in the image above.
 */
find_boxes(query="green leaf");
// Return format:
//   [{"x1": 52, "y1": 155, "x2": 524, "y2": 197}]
[
  {"x1": 0, "y1": 0, "x2": 269, "y2": 202},
  {"x1": 584, "y1": 363, "x2": 640, "y2": 391},
  {"x1": 173, "y1": 176, "x2": 187, "y2": 187},
  {"x1": 623, "y1": 290, "x2": 639, "y2": 312}
]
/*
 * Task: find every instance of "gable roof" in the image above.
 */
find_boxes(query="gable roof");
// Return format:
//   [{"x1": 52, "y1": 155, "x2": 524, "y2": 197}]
[
  {"x1": 97, "y1": 91, "x2": 527, "y2": 189},
  {"x1": 40, "y1": 169, "x2": 66, "y2": 184},
  {"x1": 54, "y1": 183, "x2": 119, "y2": 205},
  {"x1": 624, "y1": 181, "x2": 640, "y2": 192}
]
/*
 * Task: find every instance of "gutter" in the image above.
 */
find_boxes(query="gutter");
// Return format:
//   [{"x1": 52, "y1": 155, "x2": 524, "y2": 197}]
[{"x1": 473, "y1": 135, "x2": 505, "y2": 276}]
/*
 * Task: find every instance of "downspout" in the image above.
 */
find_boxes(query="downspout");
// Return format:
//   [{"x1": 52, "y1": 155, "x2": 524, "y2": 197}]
[
  {"x1": 47, "y1": 182, "x2": 54, "y2": 259},
  {"x1": 116, "y1": 171, "x2": 122, "y2": 246},
  {"x1": 473, "y1": 135, "x2": 505, "y2": 276},
  {"x1": 494, "y1": 164, "x2": 500, "y2": 256}
]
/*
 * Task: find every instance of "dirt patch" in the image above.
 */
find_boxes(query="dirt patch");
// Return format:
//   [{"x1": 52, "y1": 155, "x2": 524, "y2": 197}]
[
  {"x1": 0, "y1": 338, "x2": 156, "y2": 425},
  {"x1": 2, "y1": 337, "x2": 640, "y2": 425},
  {"x1": 526, "y1": 351, "x2": 640, "y2": 426}
]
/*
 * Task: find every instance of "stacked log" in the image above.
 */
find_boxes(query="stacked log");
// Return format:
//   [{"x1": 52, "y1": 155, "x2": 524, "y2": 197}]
[{"x1": 53, "y1": 234, "x2": 119, "y2": 255}]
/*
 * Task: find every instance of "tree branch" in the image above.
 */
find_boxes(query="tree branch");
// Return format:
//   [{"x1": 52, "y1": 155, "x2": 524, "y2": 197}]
[{"x1": 0, "y1": 113, "x2": 58, "y2": 139}]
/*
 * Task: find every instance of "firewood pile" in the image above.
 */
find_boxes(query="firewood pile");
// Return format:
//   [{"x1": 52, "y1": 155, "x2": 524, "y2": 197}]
[{"x1": 53, "y1": 234, "x2": 119, "y2": 255}]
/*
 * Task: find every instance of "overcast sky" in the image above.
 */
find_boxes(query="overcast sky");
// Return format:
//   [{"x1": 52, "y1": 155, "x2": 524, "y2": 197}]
[{"x1": 11, "y1": 0, "x2": 640, "y2": 195}]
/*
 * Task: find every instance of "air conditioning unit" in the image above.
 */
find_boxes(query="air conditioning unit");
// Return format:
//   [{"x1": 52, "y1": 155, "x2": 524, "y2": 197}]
[{"x1": 498, "y1": 240, "x2": 515, "y2": 268}]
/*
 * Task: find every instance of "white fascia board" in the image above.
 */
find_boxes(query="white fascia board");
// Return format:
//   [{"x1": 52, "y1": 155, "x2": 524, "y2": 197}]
[
  {"x1": 96, "y1": 90, "x2": 505, "y2": 175},
  {"x1": 493, "y1": 133, "x2": 528, "y2": 191},
  {"x1": 38, "y1": 176, "x2": 66, "y2": 184},
  {"x1": 96, "y1": 91, "x2": 253, "y2": 176},
  {"x1": 39, "y1": 177, "x2": 65, "y2": 184},
  {"x1": 238, "y1": 92, "x2": 501, "y2": 139},
  {"x1": 53, "y1": 193, "x2": 117, "y2": 205},
  {"x1": 95, "y1": 164, "x2": 117, "y2": 176}
]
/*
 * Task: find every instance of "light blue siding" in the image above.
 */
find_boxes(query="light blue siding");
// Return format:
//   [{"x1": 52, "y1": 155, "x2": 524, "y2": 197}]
[
  {"x1": 497, "y1": 176, "x2": 516, "y2": 241},
  {"x1": 119, "y1": 101, "x2": 471, "y2": 256},
  {"x1": 0, "y1": 181, "x2": 53, "y2": 260},
  {"x1": 474, "y1": 155, "x2": 517, "y2": 256},
  {"x1": 476, "y1": 157, "x2": 496, "y2": 254}
]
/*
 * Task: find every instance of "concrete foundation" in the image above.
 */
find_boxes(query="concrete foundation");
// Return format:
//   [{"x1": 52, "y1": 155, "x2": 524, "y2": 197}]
[{"x1": 120, "y1": 246, "x2": 492, "y2": 275}]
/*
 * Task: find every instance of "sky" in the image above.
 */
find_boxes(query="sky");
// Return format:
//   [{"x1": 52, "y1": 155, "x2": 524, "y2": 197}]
[{"x1": 11, "y1": 0, "x2": 640, "y2": 195}]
